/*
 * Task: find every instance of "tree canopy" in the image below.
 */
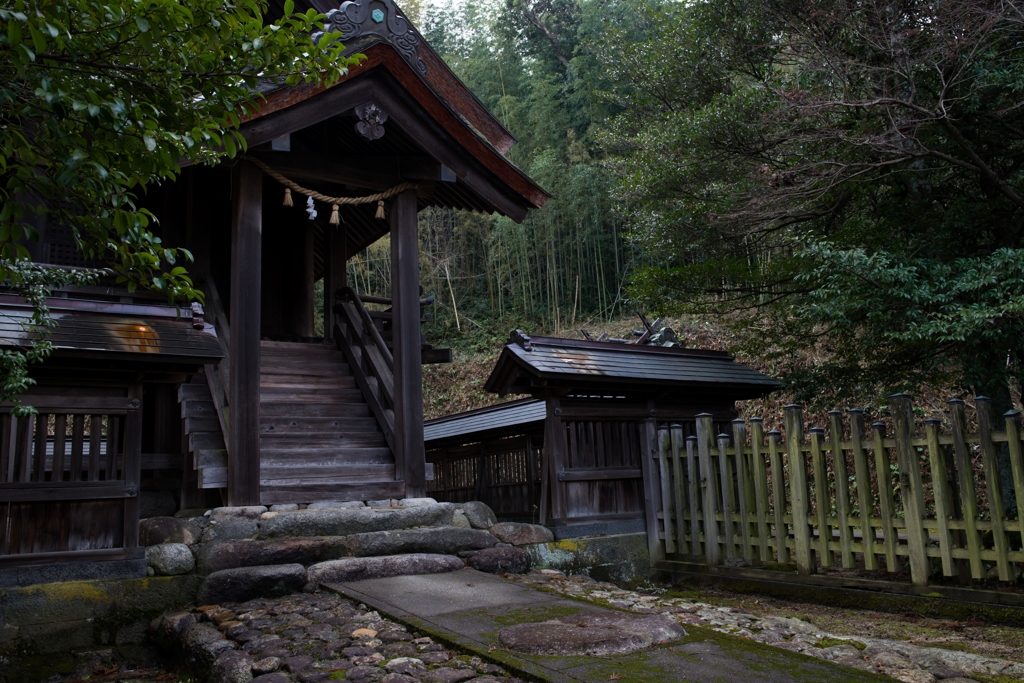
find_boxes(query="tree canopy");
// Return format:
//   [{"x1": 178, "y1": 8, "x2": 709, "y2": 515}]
[{"x1": 605, "y1": 0, "x2": 1024, "y2": 405}]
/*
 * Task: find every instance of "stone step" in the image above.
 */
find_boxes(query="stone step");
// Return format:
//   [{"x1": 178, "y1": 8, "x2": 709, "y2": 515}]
[
  {"x1": 258, "y1": 503, "x2": 458, "y2": 538},
  {"x1": 195, "y1": 527, "x2": 496, "y2": 575}
]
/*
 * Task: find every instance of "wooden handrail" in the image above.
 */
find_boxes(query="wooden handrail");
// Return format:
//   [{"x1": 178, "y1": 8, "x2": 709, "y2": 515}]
[
  {"x1": 333, "y1": 295, "x2": 396, "y2": 453},
  {"x1": 338, "y1": 287, "x2": 393, "y2": 369},
  {"x1": 200, "y1": 278, "x2": 232, "y2": 455},
  {"x1": 338, "y1": 289, "x2": 434, "y2": 308}
]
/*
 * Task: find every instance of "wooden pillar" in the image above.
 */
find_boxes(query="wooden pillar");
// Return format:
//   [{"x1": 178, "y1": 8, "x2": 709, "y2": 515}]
[
  {"x1": 323, "y1": 225, "x2": 347, "y2": 340},
  {"x1": 390, "y1": 189, "x2": 425, "y2": 497},
  {"x1": 228, "y1": 161, "x2": 262, "y2": 506},
  {"x1": 543, "y1": 396, "x2": 567, "y2": 522},
  {"x1": 291, "y1": 223, "x2": 314, "y2": 337}
]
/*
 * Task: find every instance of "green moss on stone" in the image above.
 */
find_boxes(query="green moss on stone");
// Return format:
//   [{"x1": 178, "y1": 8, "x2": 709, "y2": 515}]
[{"x1": 815, "y1": 636, "x2": 867, "y2": 650}]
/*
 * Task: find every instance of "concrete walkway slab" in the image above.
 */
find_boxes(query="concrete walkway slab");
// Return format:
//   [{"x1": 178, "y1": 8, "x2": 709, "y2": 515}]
[{"x1": 326, "y1": 568, "x2": 892, "y2": 682}]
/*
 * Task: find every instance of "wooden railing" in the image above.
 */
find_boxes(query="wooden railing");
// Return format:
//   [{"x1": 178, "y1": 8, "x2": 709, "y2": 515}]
[
  {"x1": 649, "y1": 394, "x2": 1024, "y2": 586},
  {"x1": 201, "y1": 278, "x2": 231, "y2": 451},
  {"x1": 0, "y1": 393, "x2": 142, "y2": 564},
  {"x1": 334, "y1": 287, "x2": 396, "y2": 452}
]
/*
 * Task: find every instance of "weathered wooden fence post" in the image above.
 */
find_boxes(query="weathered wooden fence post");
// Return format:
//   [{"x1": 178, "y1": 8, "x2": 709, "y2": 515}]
[
  {"x1": 732, "y1": 419, "x2": 754, "y2": 562},
  {"x1": 890, "y1": 394, "x2": 931, "y2": 586},
  {"x1": 717, "y1": 432, "x2": 735, "y2": 560},
  {"x1": 767, "y1": 429, "x2": 789, "y2": 563},
  {"x1": 658, "y1": 425, "x2": 676, "y2": 555},
  {"x1": 976, "y1": 397, "x2": 1011, "y2": 581},
  {"x1": 696, "y1": 413, "x2": 720, "y2": 566},
  {"x1": 828, "y1": 411, "x2": 854, "y2": 568},
  {"x1": 847, "y1": 409, "x2": 876, "y2": 571},
  {"x1": 685, "y1": 435, "x2": 702, "y2": 557},
  {"x1": 750, "y1": 417, "x2": 770, "y2": 564},
  {"x1": 784, "y1": 405, "x2": 813, "y2": 574},
  {"x1": 640, "y1": 414, "x2": 665, "y2": 564},
  {"x1": 924, "y1": 417, "x2": 957, "y2": 577},
  {"x1": 809, "y1": 426, "x2": 831, "y2": 567},
  {"x1": 871, "y1": 420, "x2": 900, "y2": 572},
  {"x1": 949, "y1": 398, "x2": 983, "y2": 579},
  {"x1": 670, "y1": 424, "x2": 687, "y2": 554},
  {"x1": 1005, "y1": 410, "x2": 1024, "y2": 548}
]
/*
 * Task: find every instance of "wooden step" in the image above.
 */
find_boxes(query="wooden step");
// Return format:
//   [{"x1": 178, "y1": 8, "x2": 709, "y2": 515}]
[
  {"x1": 260, "y1": 446, "x2": 394, "y2": 464},
  {"x1": 259, "y1": 480, "x2": 406, "y2": 505},
  {"x1": 259, "y1": 417, "x2": 380, "y2": 434},
  {"x1": 190, "y1": 431, "x2": 226, "y2": 450},
  {"x1": 259, "y1": 403, "x2": 373, "y2": 418},
  {"x1": 259, "y1": 365, "x2": 346, "y2": 378},
  {"x1": 259, "y1": 389, "x2": 367, "y2": 403},
  {"x1": 185, "y1": 415, "x2": 220, "y2": 433},
  {"x1": 258, "y1": 350, "x2": 347, "y2": 361},
  {"x1": 260, "y1": 462, "x2": 395, "y2": 479},
  {"x1": 260, "y1": 433, "x2": 388, "y2": 449},
  {"x1": 259, "y1": 377, "x2": 357, "y2": 391},
  {"x1": 181, "y1": 399, "x2": 216, "y2": 419},
  {"x1": 200, "y1": 466, "x2": 227, "y2": 488}
]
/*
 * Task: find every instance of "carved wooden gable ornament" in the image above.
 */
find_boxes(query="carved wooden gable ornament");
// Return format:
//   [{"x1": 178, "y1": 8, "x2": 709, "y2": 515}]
[{"x1": 326, "y1": 0, "x2": 427, "y2": 75}]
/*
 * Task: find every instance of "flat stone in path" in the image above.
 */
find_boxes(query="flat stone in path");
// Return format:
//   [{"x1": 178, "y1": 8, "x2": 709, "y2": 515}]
[
  {"x1": 308, "y1": 553, "x2": 465, "y2": 584},
  {"x1": 328, "y1": 569, "x2": 889, "y2": 683},
  {"x1": 498, "y1": 613, "x2": 685, "y2": 656}
]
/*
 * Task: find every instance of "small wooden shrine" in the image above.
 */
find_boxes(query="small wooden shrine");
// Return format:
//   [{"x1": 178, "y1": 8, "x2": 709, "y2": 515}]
[
  {"x1": 0, "y1": 0, "x2": 548, "y2": 572},
  {"x1": 425, "y1": 332, "x2": 780, "y2": 529}
]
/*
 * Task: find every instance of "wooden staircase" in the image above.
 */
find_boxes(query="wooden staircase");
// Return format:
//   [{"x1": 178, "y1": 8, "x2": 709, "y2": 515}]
[
  {"x1": 179, "y1": 374, "x2": 228, "y2": 490},
  {"x1": 258, "y1": 340, "x2": 405, "y2": 505}
]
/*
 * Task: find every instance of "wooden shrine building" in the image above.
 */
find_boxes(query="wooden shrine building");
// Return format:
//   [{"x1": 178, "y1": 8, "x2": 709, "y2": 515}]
[
  {"x1": 0, "y1": 0, "x2": 548, "y2": 570},
  {"x1": 424, "y1": 332, "x2": 780, "y2": 530}
]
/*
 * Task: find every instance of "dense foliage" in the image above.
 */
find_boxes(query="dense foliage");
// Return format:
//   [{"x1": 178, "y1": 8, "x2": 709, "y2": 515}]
[
  {"x1": 605, "y1": 0, "x2": 1024, "y2": 405},
  {"x1": 0, "y1": 0, "x2": 358, "y2": 405}
]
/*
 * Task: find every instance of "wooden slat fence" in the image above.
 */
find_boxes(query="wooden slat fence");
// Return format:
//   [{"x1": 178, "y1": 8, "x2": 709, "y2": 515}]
[
  {"x1": 427, "y1": 436, "x2": 542, "y2": 521},
  {"x1": 649, "y1": 395, "x2": 1024, "y2": 586},
  {"x1": 0, "y1": 393, "x2": 142, "y2": 564}
]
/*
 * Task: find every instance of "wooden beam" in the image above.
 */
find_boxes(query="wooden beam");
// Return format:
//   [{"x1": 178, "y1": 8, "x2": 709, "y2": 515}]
[
  {"x1": 390, "y1": 189, "x2": 426, "y2": 497},
  {"x1": 250, "y1": 151, "x2": 457, "y2": 190},
  {"x1": 228, "y1": 161, "x2": 263, "y2": 506}
]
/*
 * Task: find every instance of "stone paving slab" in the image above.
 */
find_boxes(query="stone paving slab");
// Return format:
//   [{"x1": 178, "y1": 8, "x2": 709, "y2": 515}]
[{"x1": 326, "y1": 569, "x2": 893, "y2": 683}]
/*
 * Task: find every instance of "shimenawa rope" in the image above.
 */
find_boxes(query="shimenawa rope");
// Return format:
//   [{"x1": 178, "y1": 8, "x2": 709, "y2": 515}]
[{"x1": 248, "y1": 157, "x2": 417, "y2": 224}]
